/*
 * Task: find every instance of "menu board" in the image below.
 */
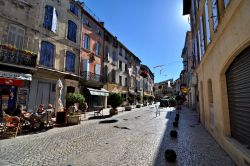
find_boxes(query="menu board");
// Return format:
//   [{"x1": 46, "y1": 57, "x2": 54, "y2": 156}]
[{"x1": 17, "y1": 88, "x2": 29, "y2": 108}]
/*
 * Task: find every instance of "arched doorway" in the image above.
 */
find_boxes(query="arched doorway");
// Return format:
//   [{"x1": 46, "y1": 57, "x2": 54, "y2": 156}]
[{"x1": 226, "y1": 46, "x2": 250, "y2": 146}]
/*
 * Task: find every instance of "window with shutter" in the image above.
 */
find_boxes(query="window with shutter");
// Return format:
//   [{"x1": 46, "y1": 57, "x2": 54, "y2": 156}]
[
  {"x1": 95, "y1": 64, "x2": 101, "y2": 81},
  {"x1": 70, "y1": 2, "x2": 78, "y2": 16},
  {"x1": 199, "y1": 16, "x2": 205, "y2": 57},
  {"x1": 43, "y1": 5, "x2": 57, "y2": 32},
  {"x1": 95, "y1": 42, "x2": 101, "y2": 55},
  {"x1": 105, "y1": 46, "x2": 109, "y2": 60},
  {"x1": 82, "y1": 59, "x2": 89, "y2": 80},
  {"x1": 224, "y1": 0, "x2": 230, "y2": 8},
  {"x1": 211, "y1": 0, "x2": 219, "y2": 31},
  {"x1": 205, "y1": 0, "x2": 211, "y2": 45},
  {"x1": 7, "y1": 24, "x2": 25, "y2": 49},
  {"x1": 67, "y1": 20, "x2": 77, "y2": 42},
  {"x1": 66, "y1": 51, "x2": 75, "y2": 72},
  {"x1": 84, "y1": 34, "x2": 90, "y2": 49},
  {"x1": 40, "y1": 41, "x2": 54, "y2": 68}
]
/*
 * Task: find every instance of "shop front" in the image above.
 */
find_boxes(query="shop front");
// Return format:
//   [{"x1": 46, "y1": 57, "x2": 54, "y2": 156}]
[
  {"x1": 0, "y1": 71, "x2": 32, "y2": 115},
  {"x1": 83, "y1": 87, "x2": 109, "y2": 111}
]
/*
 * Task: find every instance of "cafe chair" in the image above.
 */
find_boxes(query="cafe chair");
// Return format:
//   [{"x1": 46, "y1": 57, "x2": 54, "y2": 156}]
[{"x1": 1, "y1": 115, "x2": 22, "y2": 138}]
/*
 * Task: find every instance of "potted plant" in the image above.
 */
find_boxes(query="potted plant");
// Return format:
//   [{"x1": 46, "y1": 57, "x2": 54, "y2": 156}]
[
  {"x1": 143, "y1": 96, "x2": 148, "y2": 106},
  {"x1": 136, "y1": 95, "x2": 141, "y2": 108},
  {"x1": 108, "y1": 93, "x2": 123, "y2": 115},
  {"x1": 66, "y1": 93, "x2": 85, "y2": 125},
  {"x1": 148, "y1": 96, "x2": 154, "y2": 105}
]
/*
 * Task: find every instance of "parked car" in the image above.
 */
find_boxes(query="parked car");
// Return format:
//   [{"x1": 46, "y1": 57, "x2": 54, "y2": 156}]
[{"x1": 160, "y1": 99, "x2": 169, "y2": 107}]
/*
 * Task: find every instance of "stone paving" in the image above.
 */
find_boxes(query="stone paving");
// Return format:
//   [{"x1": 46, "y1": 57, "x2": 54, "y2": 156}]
[{"x1": 0, "y1": 105, "x2": 235, "y2": 166}]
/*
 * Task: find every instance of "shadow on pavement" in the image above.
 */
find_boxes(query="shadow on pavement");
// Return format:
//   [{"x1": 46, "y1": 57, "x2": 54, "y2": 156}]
[
  {"x1": 99, "y1": 119, "x2": 118, "y2": 124},
  {"x1": 154, "y1": 109, "x2": 178, "y2": 166},
  {"x1": 88, "y1": 115, "x2": 113, "y2": 120}
]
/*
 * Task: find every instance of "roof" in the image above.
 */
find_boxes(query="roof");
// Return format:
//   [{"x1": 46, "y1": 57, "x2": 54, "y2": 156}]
[{"x1": 183, "y1": 0, "x2": 191, "y2": 15}]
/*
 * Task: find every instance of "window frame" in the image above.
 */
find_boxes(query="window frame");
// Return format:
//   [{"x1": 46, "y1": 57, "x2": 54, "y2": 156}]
[
  {"x1": 84, "y1": 34, "x2": 90, "y2": 50},
  {"x1": 7, "y1": 24, "x2": 25, "y2": 49},
  {"x1": 65, "y1": 51, "x2": 75, "y2": 73},
  {"x1": 40, "y1": 41, "x2": 55, "y2": 68},
  {"x1": 67, "y1": 20, "x2": 77, "y2": 42},
  {"x1": 43, "y1": 5, "x2": 57, "y2": 33},
  {"x1": 69, "y1": 1, "x2": 78, "y2": 17}
]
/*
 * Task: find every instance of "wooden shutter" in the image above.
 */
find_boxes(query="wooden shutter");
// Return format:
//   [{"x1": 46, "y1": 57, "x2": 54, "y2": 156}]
[{"x1": 226, "y1": 46, "x2": 250, "y2": 147}]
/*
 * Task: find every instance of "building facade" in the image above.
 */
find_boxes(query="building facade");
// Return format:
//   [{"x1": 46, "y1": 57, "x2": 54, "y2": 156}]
[
  {"x1": 184, "y1": 0, "x2": 250, "y2": 164},
  {"x1": 28, "y1": 0, "x2": 81, "y2": 111},
  {"x1": 0, "y1": 0, "x2": 38, "y2": 112},
  {"x1": 81, "y1": 7, "x2": 108, "y2": 109}
]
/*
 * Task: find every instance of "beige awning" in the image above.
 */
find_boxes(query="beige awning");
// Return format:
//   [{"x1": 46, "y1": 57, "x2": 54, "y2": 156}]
[{"x1": 87, "y1": 88, "x2": 109, "y2": 96}]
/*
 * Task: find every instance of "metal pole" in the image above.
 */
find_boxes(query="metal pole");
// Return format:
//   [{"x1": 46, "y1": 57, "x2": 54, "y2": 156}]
[{"x1": 142, "y1": 77, "x2": 144, "y2": 104}]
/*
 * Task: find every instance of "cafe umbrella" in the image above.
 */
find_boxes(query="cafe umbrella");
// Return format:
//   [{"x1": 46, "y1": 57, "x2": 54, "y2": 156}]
[{"x1": 54, "y1": 79, "x2": 64, "y2": 116}]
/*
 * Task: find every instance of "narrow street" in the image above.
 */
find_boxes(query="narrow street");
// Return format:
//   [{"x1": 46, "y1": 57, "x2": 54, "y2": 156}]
[{"x1": 0, "y1": 106, "x2": 234, "y2": 166}]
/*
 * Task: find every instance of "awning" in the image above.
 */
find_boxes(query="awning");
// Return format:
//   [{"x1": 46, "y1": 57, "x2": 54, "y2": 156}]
[
  {"x1": 87, "y1": 88, "x2": 109, "y2": 96},
  {"x1": 0, "y1": 71, "x2": 32, "y2": 81}
]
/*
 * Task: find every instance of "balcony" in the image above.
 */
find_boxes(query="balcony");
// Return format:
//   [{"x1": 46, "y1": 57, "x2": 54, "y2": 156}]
[
  {"x1": 80, "y1": 71, "x2": 103, "y2": 82},
  {"x1": 0, "y1": 44, "x2": 37, "y2": 69}
]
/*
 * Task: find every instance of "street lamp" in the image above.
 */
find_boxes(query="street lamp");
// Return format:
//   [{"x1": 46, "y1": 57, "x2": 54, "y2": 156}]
[
  {"x1": 140, "y1": 70, "x2": 148, "y2": 104},
  {"x1": 128, "y1": 67, "x2": 133, "y2": 105}
]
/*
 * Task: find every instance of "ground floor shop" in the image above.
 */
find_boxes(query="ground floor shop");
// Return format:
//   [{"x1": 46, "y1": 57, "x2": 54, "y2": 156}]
[
  {"x1": 0, "y1": 71, "x2": 31, "y2": 115},
  {"x1": 28, "y1": 69, "x2": 80, "y2": 112},
  {"x1": 83, "y1": 87, "x2": 109, "y2": 111}
]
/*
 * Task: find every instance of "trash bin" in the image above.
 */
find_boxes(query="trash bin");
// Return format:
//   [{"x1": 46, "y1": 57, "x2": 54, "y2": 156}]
[{"x1": 56, "y1": 111, "x2": 66, "y2": 124}]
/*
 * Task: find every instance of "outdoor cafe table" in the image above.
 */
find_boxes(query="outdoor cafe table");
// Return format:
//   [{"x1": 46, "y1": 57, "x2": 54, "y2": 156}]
[{"x1": 93, "y1": 106, "x2": 104, "y2": 116}]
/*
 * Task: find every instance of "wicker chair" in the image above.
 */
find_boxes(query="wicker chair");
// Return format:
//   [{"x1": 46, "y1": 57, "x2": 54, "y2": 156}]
[{"x1": 1, "y1": 115, "x2": 22, "y2": 138}]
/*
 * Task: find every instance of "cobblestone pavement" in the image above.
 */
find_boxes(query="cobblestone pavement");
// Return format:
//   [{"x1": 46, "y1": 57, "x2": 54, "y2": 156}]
[{"x1": 0, "y1": 106, "x2": 235, "y2": 166}]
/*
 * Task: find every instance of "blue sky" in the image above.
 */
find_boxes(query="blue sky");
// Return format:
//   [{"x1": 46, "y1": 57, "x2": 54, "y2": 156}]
[{"x1": 82, "y1": 0, "x2": 190, "y2": 83}]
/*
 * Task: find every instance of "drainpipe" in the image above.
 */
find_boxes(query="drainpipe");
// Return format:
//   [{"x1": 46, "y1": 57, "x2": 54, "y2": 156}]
[{"x1": 79, "y1": 5, "x2": 83, "y2": 93}]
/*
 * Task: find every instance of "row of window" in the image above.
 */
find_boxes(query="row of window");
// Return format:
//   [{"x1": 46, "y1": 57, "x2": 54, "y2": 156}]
[
  {"x1": 40, "y1": 41, "x2": 75, "y2": 72},
  {"x1": 83, "y1": 34, "x2": 101, "y2": 55},
  {"x1": 40, "y1": 41, "x2": 102, "y2": 76},
  {"x1": 192, "y1": 0, "x2": 230, "y2": 63},
  {"x1": 44, "y1": 5, "x2": 77, "y2": 43}
]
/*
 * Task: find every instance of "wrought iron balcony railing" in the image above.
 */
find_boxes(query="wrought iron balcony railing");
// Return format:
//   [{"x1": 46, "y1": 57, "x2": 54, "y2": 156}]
[
  {"x1": 80, "y1": 71, "x2": 103, "y2": 82},
  {"x1": 0, "y1": 44, "x2": 37, "y2": 69}
]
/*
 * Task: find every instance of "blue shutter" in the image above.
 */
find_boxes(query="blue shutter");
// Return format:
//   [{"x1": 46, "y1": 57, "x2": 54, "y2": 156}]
[
  {"x1": 66, "y1": 51, "x2": 75, "y2": 72},
  {"x1": 82, "y1": 59, "x2": 89, "y2": 72},
  {"x1": 95, "y1": 64, "x2": 101, "y2": 81},
  {"x1": 84, "y1": 34, "x2": 89, "y2": 49},
  {"x1": 74, "y1": 6, "x2": 78, "y2": 16},
  {"x1": 48, "y1": 43, "x2": 54, "y2": 68},
  {"x1": 70, "y1": 2, "x2": 78, "y2": 16},
  {"x1": 44, "y1": 5, "x2": 53, "y2": 30},
  {"x1": 212, "y1": 0, "x2": 219, "y2": 31},
  {"x1": 40, "y1": 41, "x2": 54, "y2": 68},
  {"x1": 68, "y1": 21, "x2": 77, "y2": 42},
  {"x1": 40, "y1": 42, "x2": 47, "y2": 66}
]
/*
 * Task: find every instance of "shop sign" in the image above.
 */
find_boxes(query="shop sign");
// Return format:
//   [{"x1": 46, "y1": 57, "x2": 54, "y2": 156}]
[
  {"x1": 0, "y1": 71, "x2": 32, "y2": 81},
  {"x1": 0, "y1": 78, "x2": 24, "y2": 86}
]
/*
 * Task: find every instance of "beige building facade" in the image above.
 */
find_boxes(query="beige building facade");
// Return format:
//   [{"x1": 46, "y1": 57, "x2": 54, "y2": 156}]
[
  {"x1": 0, "y1": 0, "x2": 38, "y2": 112},
  {"x1": 184, "y1": 0, "x2": 250, "y2": 165},
  {"x1": 29, "y1": 0, "x2": 81, "y2": 110}
]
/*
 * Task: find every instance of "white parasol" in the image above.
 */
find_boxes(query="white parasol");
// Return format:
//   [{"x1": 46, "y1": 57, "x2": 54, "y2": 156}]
[{"x1": 55, "y1": 79, "x2": 64, "y2": 116}]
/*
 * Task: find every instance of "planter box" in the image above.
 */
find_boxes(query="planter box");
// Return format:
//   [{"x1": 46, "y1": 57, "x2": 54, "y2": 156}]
[
  {"x1": 67, "y1": 115, "x2": 81, "y2": 125},
  {"x1": 125, "y1": 106, "x2": 132, "y2": 111}
]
